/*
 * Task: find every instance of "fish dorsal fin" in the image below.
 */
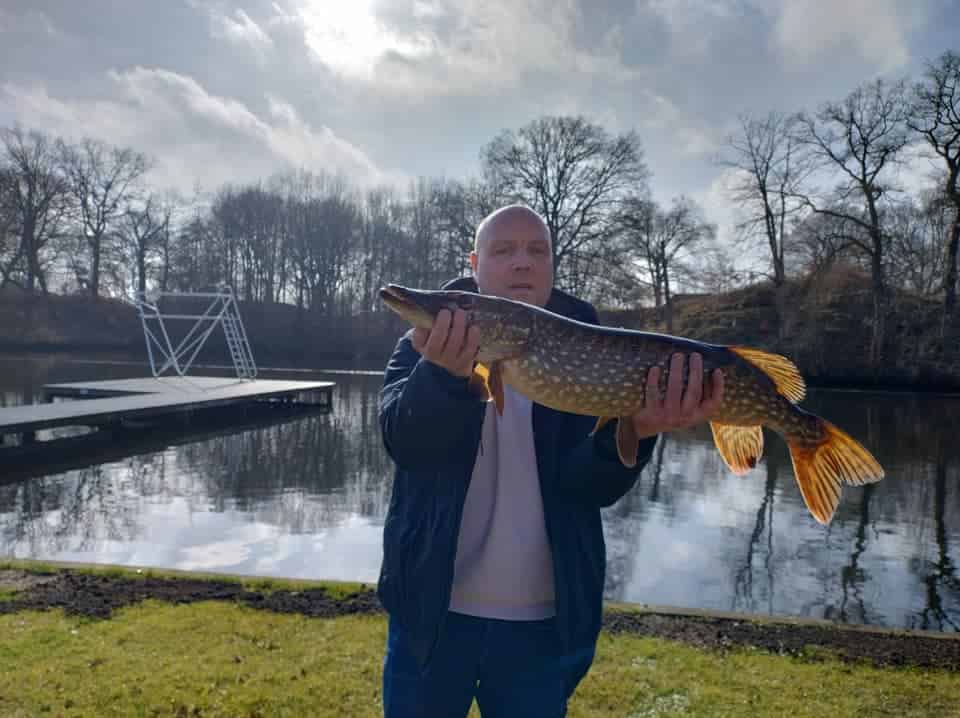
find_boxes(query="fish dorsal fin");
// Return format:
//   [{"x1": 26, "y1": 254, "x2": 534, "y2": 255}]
[
  {"x1": 615, "y1": 416, "x2": 639, "y2": 468},
  {"x1": 728, "y1": 346, "x2": 806, "y2": 402},
  {"x1": 710, "y1": 422, "x2": 764, "y2": 475},
  {"x1": 469, "y1": 362, "x2": 505, "y2": 415}
]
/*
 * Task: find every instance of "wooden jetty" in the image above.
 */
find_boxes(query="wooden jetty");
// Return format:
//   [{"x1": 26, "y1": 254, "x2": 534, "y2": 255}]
[{"x1": 0, "y1": 376, "x2": 335, "y2": 447}]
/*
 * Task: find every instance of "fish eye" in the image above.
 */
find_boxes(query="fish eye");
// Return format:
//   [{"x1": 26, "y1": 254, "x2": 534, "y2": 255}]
[{"x1": 456, "y1": 295, "x2": 475, "y2": 310}]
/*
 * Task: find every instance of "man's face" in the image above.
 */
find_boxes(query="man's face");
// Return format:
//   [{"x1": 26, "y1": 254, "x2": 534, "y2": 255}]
[{"x1": 470, "y1": 212, "x2": 553, "y2": 308}]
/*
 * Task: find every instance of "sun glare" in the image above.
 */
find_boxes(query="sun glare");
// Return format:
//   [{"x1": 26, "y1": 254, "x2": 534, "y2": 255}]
[{"x1": 298, "y1": 0, "x2": 431, "y2": 78}]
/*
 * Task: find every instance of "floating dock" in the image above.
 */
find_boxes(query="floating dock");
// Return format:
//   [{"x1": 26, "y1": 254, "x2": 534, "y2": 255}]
[{"x1": 0, "y1": 376, "x2": 334, "y2": 446}]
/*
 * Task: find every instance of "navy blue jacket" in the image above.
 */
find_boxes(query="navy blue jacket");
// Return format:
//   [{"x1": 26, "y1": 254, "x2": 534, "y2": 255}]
[{"x1": 376, "y1": 277, "x2": 658, "y2": 670}]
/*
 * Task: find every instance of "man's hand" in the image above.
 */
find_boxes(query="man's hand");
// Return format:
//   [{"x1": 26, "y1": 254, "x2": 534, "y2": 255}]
[
  {"x1": 631, "y1": 352, "x2": 724, "y2": 439},
  {"x1": 411, "y1": 308, "x2": 480, "y2": 379}
]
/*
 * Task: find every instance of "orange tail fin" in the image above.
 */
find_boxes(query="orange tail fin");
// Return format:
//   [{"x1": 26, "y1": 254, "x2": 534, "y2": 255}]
[{"x1": 787, "y1": 418, "x2": 884, "y2": 524}]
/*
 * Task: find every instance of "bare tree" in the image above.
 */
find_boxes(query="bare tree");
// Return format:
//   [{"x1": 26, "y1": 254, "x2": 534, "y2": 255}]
[
  {"x1": 885, "y1": 192, "x2": 947, "y2": 297},
  {"x1": 613, "y1": 196, "x2": 659, "y2": 304},
  {"x1": 718, "y1": 111, "x2": 807, "y2": 286},
  {"x1": 1, "y1": 125, "x2": 70, "y2": 293},
  {"x1": 785, "y1": 209, "x2": 865, "y2": 276},
  {"x1": 431, "y1": 177, "x2": 499, "y2": 280},
  {"x1": 59, "y1": 137, "x2": 151, "y2": 298},
  {"x1": 165, "y1": 210, "x2": 225, "y2": 293},
  {"x1": 909, "y1": 50, "x2": 960, "y2": 317},
  {"x1": 480, "y1": 115, "x2": 649, "y2": 295},
  {"x1": 617, "y1": 195, "x2": 716, "y2": 331},
  {"x1": 357, "y1": 186, "x2": 406, "y2": 314},
  {"x1": 793, "y1": 78, "x2": 910, "y2": 365},
  {"x1": 284, "y1": 173, "x2": 358, "y2": 316},
  {"x1": 0, "y1": 167, "x2": 16, "y2": 287},
  {"x1": 119, "y1": 193, "x2": 171, "y2": 296}
]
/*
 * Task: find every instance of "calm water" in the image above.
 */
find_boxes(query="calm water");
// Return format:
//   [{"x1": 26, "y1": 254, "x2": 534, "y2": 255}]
[{"x1": 1, "y1": 354, "x2": 959, "y2": 633}]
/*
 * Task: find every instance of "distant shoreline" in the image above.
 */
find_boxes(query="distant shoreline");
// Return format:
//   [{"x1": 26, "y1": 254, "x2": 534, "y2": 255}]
[{"x1": 5, "y1": 347, "x2": 960, "y2": 397}]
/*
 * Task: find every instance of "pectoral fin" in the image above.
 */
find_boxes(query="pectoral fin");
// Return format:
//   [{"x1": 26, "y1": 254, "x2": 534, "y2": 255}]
[
  {"x1": 615, "y1": 416, "x2": 640, "y2": 468},
  {"x1": 468, "y1": 363, "x2": 491, "y2": 401},
  {"x1": 489, "y1": 362, "x2": 504, "y2": 415},
  {"x1": 591, "y1": 416, "x2": 614, "y2": 435},
  {"x1": 469, "y1": 361, "x2": 505, "y2": 415},
  {"x1": 710, "y1": 422, "x2": 764, "y2": 475}
]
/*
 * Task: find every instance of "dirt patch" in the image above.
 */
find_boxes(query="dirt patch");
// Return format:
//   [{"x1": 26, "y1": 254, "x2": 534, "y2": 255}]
[
  {"x1": 0, "y1": 570, "x2": 381, "y2": 620},
  {"x1": 0, "y1": 569, "x2": 58, "y2": 593},
  {"x1": 2, "y1": 569, "x2": 959, "y2": 671},
  {"x1": 603, "y1": 610, "x2": 960, "y2": 671}
]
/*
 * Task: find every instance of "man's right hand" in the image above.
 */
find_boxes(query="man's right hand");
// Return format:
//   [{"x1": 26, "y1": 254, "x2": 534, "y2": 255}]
[{"x1": 411, "y1": 308, "x2": 480, "y2": 379}]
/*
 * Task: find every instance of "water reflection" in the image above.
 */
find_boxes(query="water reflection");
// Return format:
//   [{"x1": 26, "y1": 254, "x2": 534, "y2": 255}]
[
  {"x1": 1, "y1": 365, "x2": 394, "y2": 582},
  {"x1": 598, "y1": 389, "x2": 960, "y2": 632},
  {"x1": 1, "y1": 356, "x2": 959, "y2": 632}
]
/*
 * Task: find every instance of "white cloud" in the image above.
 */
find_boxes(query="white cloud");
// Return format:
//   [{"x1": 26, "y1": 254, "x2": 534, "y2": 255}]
[
  {"x1": 647, "y1": 0, "x2": 736, "y2": 58},
  {"x1": 0, "y1": 0, "x2": 949, "y2": 238},
  {"x1": 0, "y1": 6, "x2": 59, "y2": 37},
  {"x1": 296, "y1": 0, "x2": 631, "y2": 97},
  {"x1": 772, "y1": 0, "x2": 917, "y2": 72},
  {"x1": 219, "y1": 8, "x2": 273, "y2": 50},
  {"x1": 296, "y1": 0, "x2": 434, "y2": 80},
  {"x1": 1, "y1": 66, "x2": 392, "y2": 193},
  {"x1": 212, "y1": 8, "x2": 274, "y2": 55}
]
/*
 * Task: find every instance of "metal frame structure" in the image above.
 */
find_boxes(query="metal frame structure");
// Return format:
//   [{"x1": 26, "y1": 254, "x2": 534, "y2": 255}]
[{"x1": 133, "y1": 286, "x2": 258, "y2": 380}]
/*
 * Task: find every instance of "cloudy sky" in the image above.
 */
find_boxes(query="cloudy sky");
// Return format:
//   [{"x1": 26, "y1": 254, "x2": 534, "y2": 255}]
[{"x1": 1, "y1": 0, "x2": 957, "y2": 243}]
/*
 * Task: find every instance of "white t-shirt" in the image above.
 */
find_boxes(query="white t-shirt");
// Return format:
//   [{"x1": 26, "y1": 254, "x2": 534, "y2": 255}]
[{"x1": 448, "y1": 385, "x2": 557, "y2": 620}]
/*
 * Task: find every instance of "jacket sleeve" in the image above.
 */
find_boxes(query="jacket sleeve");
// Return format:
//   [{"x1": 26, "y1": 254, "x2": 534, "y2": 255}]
[
  {"x1": 556, "y1": 421, "x2": 658, "y2": 507},
  {"x1": 554, "y1": 301, "x2": 660, "y2": 507},
  {"x1": 378, "y1": 329, "x2": 485, "y2": 471}
]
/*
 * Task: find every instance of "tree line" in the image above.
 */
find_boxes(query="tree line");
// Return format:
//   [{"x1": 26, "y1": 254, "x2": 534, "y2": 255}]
[
  {"x1": 717, "y1": 50, "x2": 960, "y2": 361},
  {"x1": 1, "y1": 50, "x2": 957, "y2": 360}
]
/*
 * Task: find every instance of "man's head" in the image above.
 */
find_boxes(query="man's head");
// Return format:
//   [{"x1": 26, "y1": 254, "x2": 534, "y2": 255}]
[{"x1": 469, "y1": 204, "x2": 553, "y2": 307}]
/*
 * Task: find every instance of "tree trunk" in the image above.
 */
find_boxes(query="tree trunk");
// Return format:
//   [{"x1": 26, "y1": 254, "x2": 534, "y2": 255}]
[
  {"x1": 943, "y1": 207, "x2": 959, "y2": 316},
  {"x1": 137, "y1": 248, "x2": 147, "y2": 295},
  {"x1": 764, "y1": 204, "x2": 785, "y2": 286},
  {"x1": 870, "y1": 242, "x2": 885, "y2": 369},
  {"x1": 90, "y1": 237, "x2": 101, "y2": 299},
  {"x1": 23, "y1": 216, "x2": 37, "y2": 292},
  {"x1": 663, "y1": 263, "x2": 673, "y2": 334}
]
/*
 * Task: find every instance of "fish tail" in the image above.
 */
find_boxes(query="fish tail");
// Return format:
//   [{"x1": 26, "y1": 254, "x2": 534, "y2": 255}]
[{"x1": 786, "y1": 417, "x2": 884, "y2": 525}]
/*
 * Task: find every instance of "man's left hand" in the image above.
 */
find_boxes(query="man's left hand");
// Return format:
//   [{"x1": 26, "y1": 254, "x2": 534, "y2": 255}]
[{"x1": 631, "y1": 352, "x2": 724, "y2": 440}]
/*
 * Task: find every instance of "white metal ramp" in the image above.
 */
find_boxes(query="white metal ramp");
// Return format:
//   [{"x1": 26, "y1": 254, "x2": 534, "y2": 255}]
[{"x1": 132, "y1": 286, "x2": 258, "y2": 379}]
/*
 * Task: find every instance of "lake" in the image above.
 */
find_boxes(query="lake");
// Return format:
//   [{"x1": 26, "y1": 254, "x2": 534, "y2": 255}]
[{"x1": 1, "y1": 354, "x2": 959, "y2": 633}]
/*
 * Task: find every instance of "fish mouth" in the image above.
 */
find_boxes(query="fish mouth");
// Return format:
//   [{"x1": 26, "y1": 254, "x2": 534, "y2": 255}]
[
  {"x1": 379, "y1": 284, "x2": 414, "y2": 309},
  {"x1": 379, "y1": 284, "x2": 437, "y2": 324}
]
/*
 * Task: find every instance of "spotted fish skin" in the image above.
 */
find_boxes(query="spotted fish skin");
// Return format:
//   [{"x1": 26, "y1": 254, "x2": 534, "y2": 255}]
[{"x1": 379, "y1": 283, "x2": 884, "y2": 525}]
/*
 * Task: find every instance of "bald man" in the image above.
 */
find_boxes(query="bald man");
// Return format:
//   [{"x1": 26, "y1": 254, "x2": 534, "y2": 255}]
[{"x1": 377, "y1": 204, "x2": 723, "y2": 717}]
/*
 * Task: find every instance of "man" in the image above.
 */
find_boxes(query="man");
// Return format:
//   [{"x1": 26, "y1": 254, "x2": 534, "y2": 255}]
[{"x1": 377, "y1": 204, "x2": 724, "y2": 716}]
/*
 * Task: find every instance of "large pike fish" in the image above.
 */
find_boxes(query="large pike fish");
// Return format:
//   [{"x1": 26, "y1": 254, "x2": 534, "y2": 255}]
[{"x1": 380, "y1": 284, "x2": 884, "y2": 524}]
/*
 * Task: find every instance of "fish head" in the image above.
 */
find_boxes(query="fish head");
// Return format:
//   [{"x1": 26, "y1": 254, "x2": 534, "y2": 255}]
[{"x1": 379, "y1": 284, "x2": 534, "y2": 361}]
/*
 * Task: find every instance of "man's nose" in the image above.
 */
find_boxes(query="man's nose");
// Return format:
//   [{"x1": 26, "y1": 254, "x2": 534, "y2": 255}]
[{"x1": 512, "y1": 253, "x2": 532, "y2": 269}]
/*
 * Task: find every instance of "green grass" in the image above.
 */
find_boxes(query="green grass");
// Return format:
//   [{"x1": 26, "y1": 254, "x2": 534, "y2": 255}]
[
  {"x1": 2, "y1": 561, "x2": 959, "y2": 717},
  {"x1": 1, "y1": 601, "x2": 959, "y2": 717}
]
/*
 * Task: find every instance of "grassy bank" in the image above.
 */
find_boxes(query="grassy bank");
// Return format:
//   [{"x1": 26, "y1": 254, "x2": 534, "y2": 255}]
[{"x1": 2, "y1": 562, "x2": 960, "y2": 717}]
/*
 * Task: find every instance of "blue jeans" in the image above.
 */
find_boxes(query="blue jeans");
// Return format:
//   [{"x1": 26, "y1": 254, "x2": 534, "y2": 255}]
[{"x1": 382, "y1": 611, "x2": 595, "y2": 717}]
